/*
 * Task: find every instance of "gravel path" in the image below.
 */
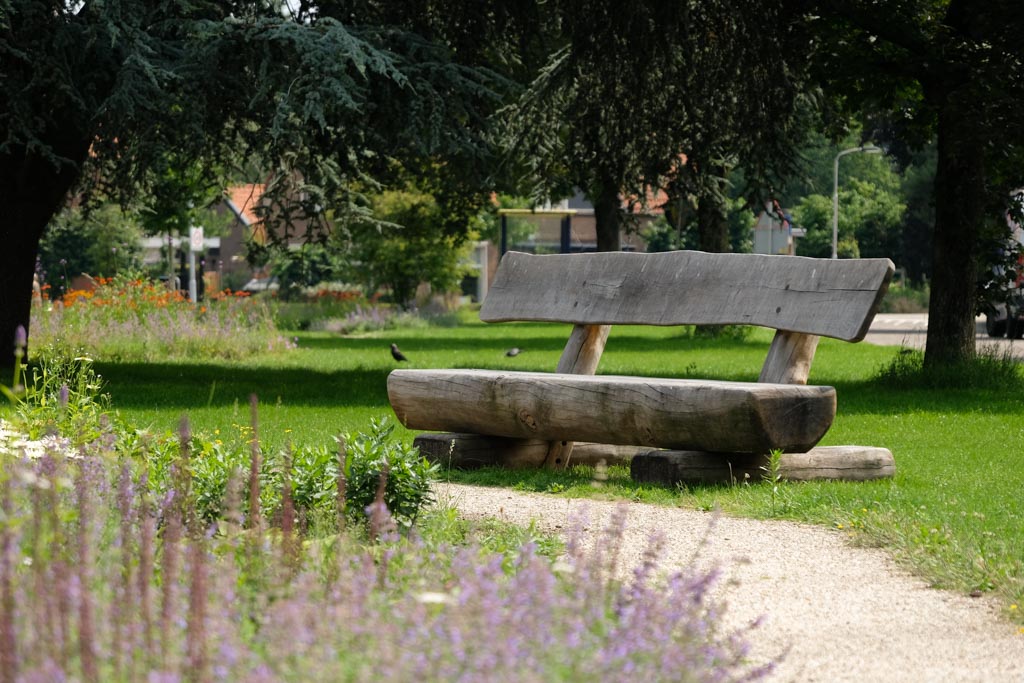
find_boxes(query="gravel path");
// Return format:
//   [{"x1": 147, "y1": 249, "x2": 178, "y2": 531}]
[{"x1": 436, "y1": 483, "x2": 1024, "y2": 683}]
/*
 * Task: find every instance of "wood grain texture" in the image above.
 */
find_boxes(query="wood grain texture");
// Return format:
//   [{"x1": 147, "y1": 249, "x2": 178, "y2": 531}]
[
  {"x1": 773, "y1": 446, "x2": 896, "y2": 481},
  {"x1": 555, "y1": 324, "x2": 610, "y2": 374},
  {"x1": 545, "y1": 323, "x2": 611, "y2": 468},
  {"x1": 630, "y1": 446, "x2": 895, "y2": 484},
  {"x1": 759, "y1": 330, "x2": 821, "y2": 385},
  {"x1": 413, "y1": 433, "x2": 638, "y2": 469},
  {"x1": 480, "y1": 251, "x2": 894, "y2": 341},
  {"x1": 388, "y1": 369, "x2": 836, "y2": 454}
]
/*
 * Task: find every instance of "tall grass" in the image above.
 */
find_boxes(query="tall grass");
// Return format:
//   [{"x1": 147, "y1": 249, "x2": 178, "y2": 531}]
[{"x1": 0, "y1": 447, "x2": 774, "y2": 682}]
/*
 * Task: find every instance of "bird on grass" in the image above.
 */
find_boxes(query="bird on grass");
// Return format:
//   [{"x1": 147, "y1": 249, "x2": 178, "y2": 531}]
[
  {"x1": 390, "y1": 343, "x2": 409, "y2": 362},
  {"x1": 505, "y1": 347, "x2": 521, "y2": 357}
]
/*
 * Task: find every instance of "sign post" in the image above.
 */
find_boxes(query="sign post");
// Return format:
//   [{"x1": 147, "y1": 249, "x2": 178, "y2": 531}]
[{"x1": 188, "y1": 226, "x2": 204, "y2": 302}]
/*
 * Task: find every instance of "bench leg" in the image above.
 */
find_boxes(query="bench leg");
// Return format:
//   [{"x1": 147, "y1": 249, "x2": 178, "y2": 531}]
[
  {"x1": 543, "y1": 323, "x2": 611, "y2": 468},
  {"x1": 759, "y1": 330, "x2": 820, "y2": 385},
  {"x1": 544, "y1": 440, "x2": 574, "y2": 468}
]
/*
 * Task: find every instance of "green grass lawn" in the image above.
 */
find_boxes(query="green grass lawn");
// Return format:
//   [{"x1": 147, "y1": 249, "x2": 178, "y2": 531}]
[{"x1": 95, "y1": 312, "x2": 1024, "y2": 619}]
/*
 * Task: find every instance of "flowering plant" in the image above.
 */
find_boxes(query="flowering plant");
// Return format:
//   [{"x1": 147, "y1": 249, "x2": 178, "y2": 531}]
[{"x1": 31, "y1": 274, "x2": 293, "y2": 361}]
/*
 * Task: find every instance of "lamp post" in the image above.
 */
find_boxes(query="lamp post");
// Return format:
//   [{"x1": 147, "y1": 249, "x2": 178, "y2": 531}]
[{"x1": 832, "y1": 145, "x2": 882, "y2": 258}]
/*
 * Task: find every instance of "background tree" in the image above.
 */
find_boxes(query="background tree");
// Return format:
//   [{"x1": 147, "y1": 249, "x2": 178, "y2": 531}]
[
  {"x1": 265, "y1": 243, "x2": 345, "y2": 301},
  {"x1": 38, "y1": 205, "x2": 143, "y2": 299},
  {"x1": 791, "y1": 183, "x2": 906, "y2": 260},
  {"x1": 506, "y1": 0, "x2": 812, "y2": 253},
  {"x1": 643, "y1": 196, "x2": 755, "y2": 255},
  {"x1": 776, "y1": 126, "x2": 933, "y2": 280},
  {"x1": 337, "y1": 182, "x2": 477, "y2": 308},
  {"x1": 805, "y1": 0, "x2": 1024, "y2": 365},
  {"x1": 789, "y1": 143, "x2": 906, "y2": 261},
  {"x1": 898, "y1": 144, "x2": 937, "y2": 285},
  {"x1": 0, "y1": 0, "x2": 510, "y2": 366}
]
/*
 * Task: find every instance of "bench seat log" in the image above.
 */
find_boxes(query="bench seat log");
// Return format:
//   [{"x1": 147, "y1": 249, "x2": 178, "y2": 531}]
[{"x1": 388, "y1": 369, "x2": 836, "y2": 454}]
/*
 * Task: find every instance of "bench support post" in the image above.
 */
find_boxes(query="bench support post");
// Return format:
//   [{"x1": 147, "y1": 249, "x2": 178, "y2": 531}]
[
  {"x1": 759, "y1": 330, "x2": 820, "y2": 385},
  {"x1": 544, "y1": 323, "x2": 611, "y2": 468}
]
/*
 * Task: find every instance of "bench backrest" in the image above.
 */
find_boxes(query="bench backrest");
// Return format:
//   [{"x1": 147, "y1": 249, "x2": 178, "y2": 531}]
[{"x1": 481, "y1": 250, "x2": 894, "y2": 342}]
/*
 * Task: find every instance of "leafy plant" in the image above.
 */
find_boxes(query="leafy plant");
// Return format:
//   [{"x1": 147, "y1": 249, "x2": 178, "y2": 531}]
[
  {"x1": 188, "y1": 436, "x2": 250, "y2": 524},
  {"x1": 337, "y1": 183, "x2": 476, "y2": 308},
  {"x1": 342, "y1": 417, "x2": 439, "y2": 529},
  {"x1": 164, "y1": 417, "x2": 438, "y2": 531},
  {"x1": 38, "y1": 204, "x2": 143, "y2": 299},
  {"x1": 760, "y1": 448, "x2": 785, "y2": 516},
  {"x1": 1, "y1": 326, "x2": 27, "y2": 406},
  {"x1": 6, "y1": 343, "x2": 112, "y2": 445},
  {"x1": 290, "y1": 442, "x2": 339, "y2": 514}
]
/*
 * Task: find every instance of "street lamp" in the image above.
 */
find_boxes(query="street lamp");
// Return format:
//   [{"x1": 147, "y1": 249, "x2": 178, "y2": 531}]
[{"x1": 832, "y1": 145, "x2": 882, "y2": 258}]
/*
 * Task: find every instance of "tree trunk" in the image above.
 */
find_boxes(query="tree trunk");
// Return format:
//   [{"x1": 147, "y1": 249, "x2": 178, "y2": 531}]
[
  {"x1": 924, "y1": 104, "x2": 984, "y2": 367},
  {"x1": 696, "y1": 191, "x2": 730, "y2": 253},
  {"x1": 0, "y1": 144, "x2": 87, "y2": 369},
  {"x1": 592, "y1": 178, "x2": 621, "y2": 252}
]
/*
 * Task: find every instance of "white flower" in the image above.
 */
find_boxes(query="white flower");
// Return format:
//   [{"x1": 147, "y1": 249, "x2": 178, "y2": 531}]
[{"x1": 415, "y1": 591, "x2": 455, "y2": 605}]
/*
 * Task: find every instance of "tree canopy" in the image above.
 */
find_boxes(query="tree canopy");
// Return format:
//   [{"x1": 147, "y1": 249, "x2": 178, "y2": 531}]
[
  {"x1": 0, "y1": 0, "x2": 513, "y2": 363},
  {"x1": 6, "y1": 0, "x2": 1024, "y2": 372},
  {"x1": 504, "y1": 0, "x2": 814, "y2": 252},
  {"x1": 805, "y1": 0, "x2": 1024, "y2": 365}
]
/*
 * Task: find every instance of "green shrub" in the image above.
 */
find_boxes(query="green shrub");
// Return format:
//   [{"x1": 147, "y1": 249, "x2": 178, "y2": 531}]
[
  {"x1": 134, "y1": 417, "x2": 437, "y2": 532},
  {"x1": 187, "y1": 436, "x2": 251, "y2": 524},
  {"x1": 290, "y1": 442, "x2": 338, "y2": 514},
  {"x1": 267, "y1": 243, "x2": 346, "y2": 301},
  {"x1": 38, "y1": 204, "x2": 143, "y2": 298},
  {"x1": 341, "y1": 416, "x2": 439, "y2": 529},
  {"x1": 879, "y1": 282, "x2": 929, "y2": 313}
]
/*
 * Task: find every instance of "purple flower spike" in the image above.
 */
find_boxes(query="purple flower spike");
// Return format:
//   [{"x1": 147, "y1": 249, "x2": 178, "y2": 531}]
[
  {"x1": 58, "y1": 384, "x2": 70, "y2": 411},
  {"x1": 14, "y1": 325, "x2": 27, "y2": 348}
]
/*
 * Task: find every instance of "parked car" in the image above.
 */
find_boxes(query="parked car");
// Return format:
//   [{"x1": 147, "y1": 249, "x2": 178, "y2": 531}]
[
  {"x1": 985, "y1": 299, "x2": 1024, "y2": 339},
  {"x1": 984, "y1": 198, "x2": 1024, "y2": 339}
]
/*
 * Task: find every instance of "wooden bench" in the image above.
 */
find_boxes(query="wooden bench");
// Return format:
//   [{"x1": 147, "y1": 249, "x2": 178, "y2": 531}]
[{"x1": 387, "y1": 250, "x2": 896, "y2": 482}]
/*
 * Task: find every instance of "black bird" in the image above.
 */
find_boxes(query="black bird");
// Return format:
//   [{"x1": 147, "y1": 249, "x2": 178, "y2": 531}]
[
  {"x1": 390, "y1": 343, "x2": 408, "y2": 362},
  {"x1": 505, "y1": 347, "x2": 521, "y2": 357}
]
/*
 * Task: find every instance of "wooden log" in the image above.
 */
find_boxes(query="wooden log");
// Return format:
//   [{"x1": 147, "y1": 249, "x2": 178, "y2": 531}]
[
  {"x1": 759, "y1": 330, "x2": 820, "y2": 385},
  {"x1": 481, "y1": 251, "x2": 895, "y2": 342},
  {"x1": 773, "y1": 446, "x2": 896, "y2": 481},
  {"x1": 544, "y1": 323, "x2": 611, "y2": 468},
  {"x1": 414, "y1": 433, "x2": 548, "y2": 469},
  {"x1": 388, "y1": 369, "x2": 836, "y2": 454},
  {"x1": 630, "y1": 451, "x2": 766, "y2": 484},
  {"x1": 630, "y1": 445, "x2": 895, "y2": 484},
  {"x1": 555, "y1": 323, "x2": 610, "y2": 375},
  {"x1": 413, "y1": 433, "x2": 641, "y2": 469}
]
